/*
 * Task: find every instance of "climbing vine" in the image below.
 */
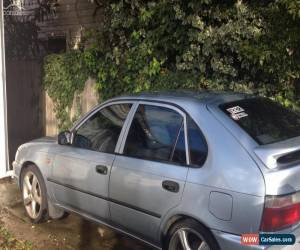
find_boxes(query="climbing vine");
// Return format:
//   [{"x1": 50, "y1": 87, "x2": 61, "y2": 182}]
[
  {"x1": 43, "y1": 51, "x2": 90, "y2": 130},
  {"x1": 43, "y1": 0, "x2": 300, "y2": 130}
]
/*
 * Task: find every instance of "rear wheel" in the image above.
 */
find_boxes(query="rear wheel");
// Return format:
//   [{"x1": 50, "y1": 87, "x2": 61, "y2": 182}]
[
  {"x1": 21, "y1": 165, "x2": 49, "y2": 223},
  {"x1": 165, "y1": 219, "x2": 219, "y2": 250}
]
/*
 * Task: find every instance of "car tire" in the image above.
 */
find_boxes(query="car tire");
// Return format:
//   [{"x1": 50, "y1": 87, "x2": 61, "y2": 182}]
[
  {"x1": 164, "y1": 219, "x2": 220, "y2": 250},
  {"x1": 57, "y1": 212, "x2": 70, "y2": 220},
  {"x1": 20, "y1": 165, "x2": 49, "y2": 223}
]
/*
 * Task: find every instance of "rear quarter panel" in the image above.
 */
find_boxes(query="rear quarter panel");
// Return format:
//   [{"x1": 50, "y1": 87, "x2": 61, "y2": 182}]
[{"x1": 159, "y1": 103, "x2": 265, "y2": 238}]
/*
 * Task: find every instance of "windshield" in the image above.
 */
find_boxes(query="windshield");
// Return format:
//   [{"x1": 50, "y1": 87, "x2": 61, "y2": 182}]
[{"x1": 220, "y1": 98, "x2": 300, "y2": 145}]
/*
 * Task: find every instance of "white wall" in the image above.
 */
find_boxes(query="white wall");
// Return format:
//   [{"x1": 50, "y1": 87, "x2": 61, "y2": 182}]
[{"x1": 0, "y1": 0, "x2": 9, "y2": 177}]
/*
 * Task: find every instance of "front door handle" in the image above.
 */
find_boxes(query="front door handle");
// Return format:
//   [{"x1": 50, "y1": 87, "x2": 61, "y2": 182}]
[
  {"x1": 162, "y1": 180, "x2": 180, "y2": 193},
  {"x1": 96, "y1": 165, "x2": 108, "y2": 175}
]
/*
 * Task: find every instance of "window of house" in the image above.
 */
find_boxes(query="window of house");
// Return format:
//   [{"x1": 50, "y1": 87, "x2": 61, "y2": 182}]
[
  {"x1": 73, "y1": 103, "x2": 132, "y2": 153},
  {"x1": 123, "y1": 104, "x2": 184, "y2": 163},
  {"x1": 47, "y1": 36, "x2": 67, "y2": 54}
]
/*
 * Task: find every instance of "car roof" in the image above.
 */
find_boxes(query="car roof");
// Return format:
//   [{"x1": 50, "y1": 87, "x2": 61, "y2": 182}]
[{"x1": 108, "y1": 90, "x2": 255, "y2": 107}]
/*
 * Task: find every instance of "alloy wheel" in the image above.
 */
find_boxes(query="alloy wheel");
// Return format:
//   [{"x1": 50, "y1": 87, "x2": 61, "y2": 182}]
[
  {"x1": 22, "y1": 171, "x2": 42, "y2": 219},
  {"x1": 169, "y1": 228, "x2": 211, "y2": 250}
]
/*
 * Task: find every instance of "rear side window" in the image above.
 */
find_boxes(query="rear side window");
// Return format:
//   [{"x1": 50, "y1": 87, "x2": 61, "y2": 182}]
[
  {"x1": 187, "y1": 117, "x2": 208, "y2": 166},
  {"x1": 220, "y1": 98, "x2": 300, "y2": 145},
  {"x1": 123, "y1": 104, "x2": 185, "y2": 163}
]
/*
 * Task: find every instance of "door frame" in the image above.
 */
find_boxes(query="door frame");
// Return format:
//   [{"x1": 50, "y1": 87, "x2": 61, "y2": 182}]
[
  {"x1": 117, "y1": 101, "x2": 191, "y2": 164},
  {"x1": 0, "y1": 0, "x2": 10, "y2": 178}
]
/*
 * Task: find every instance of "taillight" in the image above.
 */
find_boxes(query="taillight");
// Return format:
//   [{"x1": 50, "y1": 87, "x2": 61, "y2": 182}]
[{"x1": 261, "y1": 192, "x2": 300, "y2": 231}]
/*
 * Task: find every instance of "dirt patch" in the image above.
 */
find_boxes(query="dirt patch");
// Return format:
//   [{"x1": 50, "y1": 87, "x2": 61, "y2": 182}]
[
  {"x1": 0, "y1": 219, "x2": 32, "y2": 249},
  {"x1": 0, "y1": 178, "x2": 153, "y2": 250}
]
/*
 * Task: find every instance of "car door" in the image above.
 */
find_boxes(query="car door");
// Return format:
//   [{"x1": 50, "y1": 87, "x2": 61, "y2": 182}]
[
  {"x1": 109, "y1": 102, "x2": 189, "y2": 244},
  {"x1": 48, "y1": 102, "x2": 134, "y2": 220}
]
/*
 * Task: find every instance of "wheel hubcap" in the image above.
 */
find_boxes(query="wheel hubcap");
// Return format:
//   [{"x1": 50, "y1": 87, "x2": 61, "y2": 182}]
[
  {"x1": 169, "y1": 228, "x2": 210, "y2": 250},
  {"x1": 22, "y1": 171, "x2": 42, "y2": 219}
]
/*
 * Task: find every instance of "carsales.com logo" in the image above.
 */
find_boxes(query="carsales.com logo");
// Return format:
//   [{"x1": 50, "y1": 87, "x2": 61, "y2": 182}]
[{"x1": 241, "y1": 234, "x2": 296, "y2": 246}]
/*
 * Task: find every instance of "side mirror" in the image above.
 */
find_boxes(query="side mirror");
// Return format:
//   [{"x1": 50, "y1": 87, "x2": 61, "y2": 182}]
[{"x1": 58, "y1": 131, "x2": 72, "y2": 145}]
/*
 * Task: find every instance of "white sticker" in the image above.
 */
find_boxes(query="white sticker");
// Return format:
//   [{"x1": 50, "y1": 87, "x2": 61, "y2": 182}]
[
  {"x1": 226, "y1": 106, "x2": 244, "y2": 114},
  {"x1": 226, "y1": 106, "x2": 248, "y2": 120},
  {"x1": 231, "y1": 112, "x2": 248, "y2": 120}
]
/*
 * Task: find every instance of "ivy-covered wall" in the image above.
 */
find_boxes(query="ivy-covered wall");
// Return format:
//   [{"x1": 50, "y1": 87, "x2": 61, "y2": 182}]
[
  {"x1": 43, "y1": 0, "x2": 300, "y2": 130},
  {"x1": 44, "y1": 78, "x2": 99, "y2": 135}
]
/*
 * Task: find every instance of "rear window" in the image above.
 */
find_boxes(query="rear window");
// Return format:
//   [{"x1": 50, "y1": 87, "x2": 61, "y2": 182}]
[{"x1": 220, "y1": 98, "x2": 300, "y2": 145}]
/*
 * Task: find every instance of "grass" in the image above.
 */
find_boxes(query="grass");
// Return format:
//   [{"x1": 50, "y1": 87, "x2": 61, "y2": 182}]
[{"x1": 0, "y1": 222, "x2": 33, "y2": 250}]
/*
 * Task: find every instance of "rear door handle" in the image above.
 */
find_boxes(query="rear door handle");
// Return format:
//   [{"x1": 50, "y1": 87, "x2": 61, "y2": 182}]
[
  {"x1": 96, "y1": 165, "x2": 108, "y2": 175},
  {"x1": 162, "y1": 180, "x2": 180, "y2": 193}
]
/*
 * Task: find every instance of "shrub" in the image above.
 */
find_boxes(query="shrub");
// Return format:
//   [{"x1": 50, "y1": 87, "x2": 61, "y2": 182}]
[{"x1": 44, "y1": 0, "x2": 300, "y2": 129}]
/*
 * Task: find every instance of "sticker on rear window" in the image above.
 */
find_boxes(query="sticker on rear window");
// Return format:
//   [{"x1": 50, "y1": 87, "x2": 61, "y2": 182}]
[{"x1": 226, "y1": 106, "x2": 248, "y2": 120}]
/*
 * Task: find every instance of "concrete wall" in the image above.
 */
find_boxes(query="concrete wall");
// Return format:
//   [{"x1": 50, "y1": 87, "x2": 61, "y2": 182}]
[{"x1": 45, "y1": 77, "x2": 99, "y2": 136}]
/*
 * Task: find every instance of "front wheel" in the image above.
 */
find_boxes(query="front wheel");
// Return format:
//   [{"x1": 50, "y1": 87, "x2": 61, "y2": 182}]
[
  {"x1": 165, "y1": 219, "x2": 219, "y2": 250},
  {"x1": 21, "y1": 165, "x2": 49, "y2": 223}
]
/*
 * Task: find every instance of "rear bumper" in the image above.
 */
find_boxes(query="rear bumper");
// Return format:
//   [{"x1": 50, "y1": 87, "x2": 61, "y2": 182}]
[
  {"x1": 212, "y1": 228, "x2": 300, "y2": 250},
  {"x1": 212, "y1": 230, "x2": 267, "y2": 250}
]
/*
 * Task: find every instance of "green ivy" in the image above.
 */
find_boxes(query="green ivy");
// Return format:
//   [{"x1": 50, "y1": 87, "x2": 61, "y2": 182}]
[
  {"x1": 43, "y1": 51, "x2": 89, "y2": 130},
  {"x1": 43, "y1": 0, "x2": 300, "y2": 130}
]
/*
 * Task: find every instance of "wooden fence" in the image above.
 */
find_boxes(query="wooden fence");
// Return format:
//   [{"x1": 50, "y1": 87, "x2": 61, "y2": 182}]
[
  {"x1": 6, "y1": 60, "x2": 45, "y2": 166},
  {"x1": 6, "y1": 60, "x2": 99, "y2": 166}
]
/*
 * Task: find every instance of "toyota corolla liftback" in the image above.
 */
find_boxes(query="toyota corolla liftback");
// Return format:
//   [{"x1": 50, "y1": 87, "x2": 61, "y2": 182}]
[{"x1": 13, "y1": 91, "x2": 300, "y2": 250}]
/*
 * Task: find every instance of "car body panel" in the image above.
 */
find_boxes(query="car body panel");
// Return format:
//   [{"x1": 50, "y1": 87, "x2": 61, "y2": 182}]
[
  {"x1": 48, "y1": 146, "x2": 115, "y2": 219},
  {"x1": 47, "y1": 101, "x2": 137, "y2": 220},
  {"x1": 13, "y1": 91, "x2": 300, "y2": 249},
  {"x1": 109, "y1": 101, "x2": 190, "y2": 244},
  {"x1": 187, "y1": 103, "x2": 265, "y2": 196},
  {"x1": 253, "y1": 136, "x2": 300, "y2": 170},
  {"x1": 13, "y1": 137, "x2": 59, "y2": 184},
  {"x1": 208, "y1": 101, "x2": 300, "y2": 197},
  {"x1": 213, "y1": 225, "x2": 300, "y2": 250},
  {"x1": 109, "y1": 155, "x2": 188, "y2": 244},
  {"x1": 158, "y1": 182, "x2": 265, "y2": 245}
]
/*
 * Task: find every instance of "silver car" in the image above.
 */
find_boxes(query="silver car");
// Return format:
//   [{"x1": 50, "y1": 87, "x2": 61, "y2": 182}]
[{"x1": 13, "y1": 91, "x2": 300, "y2": 250}]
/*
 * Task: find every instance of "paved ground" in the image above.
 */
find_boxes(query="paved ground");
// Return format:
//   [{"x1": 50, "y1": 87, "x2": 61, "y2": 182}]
[{"x1": 0, "y1": 178, "x2": 153, "y2": 250}]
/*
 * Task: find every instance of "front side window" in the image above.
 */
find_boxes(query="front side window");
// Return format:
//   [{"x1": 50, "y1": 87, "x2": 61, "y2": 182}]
[
  {"x1": 220, "y1": 98, "x2": 300, "y2": 145},
  {"x1": 73, "y1": 103, "x2": 132, "y2": 153},
  {"x1": 123, "y1": 104, "x2": 185, "y2": 163}
]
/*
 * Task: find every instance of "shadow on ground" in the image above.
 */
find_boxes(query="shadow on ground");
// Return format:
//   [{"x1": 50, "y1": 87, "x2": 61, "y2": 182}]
[{"x1": 0, "y1": 178, "x2": 153, "y2": 250}]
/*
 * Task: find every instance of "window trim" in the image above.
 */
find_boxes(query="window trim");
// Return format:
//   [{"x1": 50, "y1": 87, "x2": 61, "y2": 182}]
[
  {"x1": 70, "y1": 101, "x2": 136, "y2": 154},
  {"x1": 115, "y1": 102, "x2": 139, "y2": 154},
  {"x1": 169, "y1": 120, "x2": 185, "y2": 162},
  {"x1": 118, "y1": 101, "x2": 190, "y2": 165},
  {"x1": 68, "y1": 98, "x2": 208, "y2": 168},
  {"x1": 72, "y1": 101, "x2": 136, "y2": 132},
  {"x1": 186, "y1": 116, "x2": 209, "y2": 168}
]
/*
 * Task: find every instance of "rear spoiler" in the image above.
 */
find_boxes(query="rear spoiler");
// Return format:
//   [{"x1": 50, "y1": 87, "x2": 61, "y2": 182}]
[{"x1": 254, "y1": 137, "x2": 300, "y2": 169}]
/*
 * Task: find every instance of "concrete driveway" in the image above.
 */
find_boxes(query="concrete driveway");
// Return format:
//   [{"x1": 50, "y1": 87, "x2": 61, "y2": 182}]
[{"x1": 0, "y1": 178, "x2": 153, "y2": 250}]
